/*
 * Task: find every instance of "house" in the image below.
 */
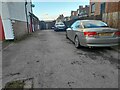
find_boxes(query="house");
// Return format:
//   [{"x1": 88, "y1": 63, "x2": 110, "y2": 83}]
[
  {"x1": 0, "y1": 1, "x2": 38, "y2": 41},
  {"x1": 70, "y1": 11, "x2": 78, "y2": 20},
  {"x1": 77, "y1": 5, "x2": 89, "y2": 17},
  {"x1": 56, "y1": 14, "x2": 65, "y2": 22},
  {"x1": 89, "y1": 0, "x2": 120, "y2": 29},
  {"x1": 64, "y1": 16, "x2": 70, "y2": 21},
  {"x1": 70, "y1": 5, "x2": 89, "y2": 20}
]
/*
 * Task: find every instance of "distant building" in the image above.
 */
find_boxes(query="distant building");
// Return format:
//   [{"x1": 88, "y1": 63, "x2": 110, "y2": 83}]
[
  {"x1": 89, "y1": 1, "x2": 120, "y2": 29},
  {"x1": 39, "y1": 20, "x2": 55, "y2": 30},
  {"x1": 70, "y1": 11, "x2": 78, "y2": 20},
  {"x1": 64, "y1": 16, "x2": 70, "y2": 21},
  {"x1": 39, "y1": 21, "x2": 46, "y2": 30},
  {"x1": 77, "y1": 5, "x2": 89, "y2": 17},
  {"x1": 70, "y1": 5, "x2": 89, "y2": 20},
  {"x1": 56, "y1": 14, "x2": 65, "y2": 22},
  {"x1": 71, "y1": 11, "x2": 78, "y2": 16}
]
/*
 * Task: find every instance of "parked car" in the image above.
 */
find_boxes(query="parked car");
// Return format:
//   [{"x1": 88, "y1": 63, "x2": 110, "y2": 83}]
[
  {"x1": 66, "y1": 20, "x2": 120, "y2": 48},
  {"x1": 54, "y1": 22, "x2": 66, "y2": 31}
]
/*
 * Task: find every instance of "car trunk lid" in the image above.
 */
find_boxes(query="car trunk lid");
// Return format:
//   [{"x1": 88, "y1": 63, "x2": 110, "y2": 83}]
[{"x1": 83, "y1": 28, "x2": 119, "y2": 38}]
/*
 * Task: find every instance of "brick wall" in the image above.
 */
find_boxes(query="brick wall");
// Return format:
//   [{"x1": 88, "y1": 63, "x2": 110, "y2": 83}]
[
  {"x1": 89, "y1": 1, "x2": 120, "y2": 29},
  {"x1": 105, "y1": 2, "x2": 119, "y2": 13},
  {"x1": 103, "y1": 12, "x2": 119, "y2": 28},
  {"x1": 103, "y1": 2, "x2": 120, "y2": 29},
  {"x1": 89, "y1": 2, "x2": 101, "y2": 16},
  {"x1": 95, "y1": 2, "x2": 101, "y2": 16},
  {"x1": 12, "y1": 20, "x2": 28, "y2": 40}
]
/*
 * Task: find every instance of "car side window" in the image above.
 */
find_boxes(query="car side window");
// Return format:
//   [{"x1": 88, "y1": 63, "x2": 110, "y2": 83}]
[
  {"x1": 75, "y1": 21, "x2": 82, "y2": 29},
  {"x1": 71, "y1": 21, "x2": 80, "y2": 30},
  {"x1": 73, "y1": 21, "x2": 83, "y2": 30},
  {"x1": 71, "y1": 22, "x2": 77, "y2": 29}
]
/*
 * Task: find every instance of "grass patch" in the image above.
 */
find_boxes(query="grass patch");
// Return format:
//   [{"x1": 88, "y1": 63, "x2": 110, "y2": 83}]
[{"x1": 4, "y1": 80, "x2": 25, "y2": 89}]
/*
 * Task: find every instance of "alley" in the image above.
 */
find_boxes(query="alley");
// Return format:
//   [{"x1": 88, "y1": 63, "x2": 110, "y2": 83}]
[{"x1": 2, "y1": 30, "x2": 119, "y2": 88}]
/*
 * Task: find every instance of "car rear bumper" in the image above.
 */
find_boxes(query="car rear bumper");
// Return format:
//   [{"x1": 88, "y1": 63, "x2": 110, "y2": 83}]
[
  {"x1": 86, "y1": 43, "x2": 119, "y2": 47},
  {"x1": 83, "y1": 37, "x2": 120, "y2": 47},
  {"x1": 54, "y1": 27, "x2": 66, "y2": 30}
]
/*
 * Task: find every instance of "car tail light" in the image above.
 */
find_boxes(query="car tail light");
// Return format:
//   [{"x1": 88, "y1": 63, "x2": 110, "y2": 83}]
[
  {"x1": 115, "y1": 31, "x2": 120, "y2": 36},
  {"x1": 84, "y1": 32, "x2": 97, "y2": 37}
]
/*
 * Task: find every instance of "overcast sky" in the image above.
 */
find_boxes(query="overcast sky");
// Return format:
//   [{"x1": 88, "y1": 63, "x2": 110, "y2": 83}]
[{"x1": 32, "y1": 1, "x2": 89, "y2": 21}]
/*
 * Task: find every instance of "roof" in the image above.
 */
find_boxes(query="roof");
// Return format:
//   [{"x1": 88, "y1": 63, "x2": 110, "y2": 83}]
[{"x1": 29, "y1": 12, "x2": 39, "y2": 20}]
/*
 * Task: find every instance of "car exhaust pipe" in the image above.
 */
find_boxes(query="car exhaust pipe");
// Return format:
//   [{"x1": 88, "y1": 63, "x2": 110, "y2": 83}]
[{"x1": 89, "y1": 46, "x2": 93, "y2": 49}]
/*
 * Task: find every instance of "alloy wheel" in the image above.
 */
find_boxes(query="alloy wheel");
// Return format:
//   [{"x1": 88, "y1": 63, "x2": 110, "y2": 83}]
[{"x1": 75, "y1": 36, "x2": 80, "y2": 48}]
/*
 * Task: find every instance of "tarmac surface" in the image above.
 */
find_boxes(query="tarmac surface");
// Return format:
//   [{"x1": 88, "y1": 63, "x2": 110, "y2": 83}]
[{"x1": 2, "y1": 30, "x2": 119, "y2": 88}]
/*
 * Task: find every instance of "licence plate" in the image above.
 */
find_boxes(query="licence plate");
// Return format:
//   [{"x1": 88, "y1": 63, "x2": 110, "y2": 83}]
[{"x1": 98, "y1": 33, "x2": 113, "y2": 36}]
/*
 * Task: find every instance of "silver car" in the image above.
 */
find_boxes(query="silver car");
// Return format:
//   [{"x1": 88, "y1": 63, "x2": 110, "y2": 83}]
[
  {"x1": 66, "y1": 20, "x2": 120, "y2": 48},
  {"x1": 54, "y1": 22, "x2": 66, "y2": 31}
]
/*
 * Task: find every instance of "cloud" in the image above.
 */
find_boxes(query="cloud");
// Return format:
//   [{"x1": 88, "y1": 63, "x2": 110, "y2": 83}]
[
  {"x1": 39, "y1": 11, "x2": 70, "y2": 21},
  {"x1": 39, "y1": 14, "x2": 58, "y2": 21}
]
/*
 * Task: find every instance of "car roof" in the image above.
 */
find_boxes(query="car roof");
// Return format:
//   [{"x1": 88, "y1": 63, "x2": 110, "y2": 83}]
[{"x1": 77, "y1": 20, "x2": 102, "y2": 23}]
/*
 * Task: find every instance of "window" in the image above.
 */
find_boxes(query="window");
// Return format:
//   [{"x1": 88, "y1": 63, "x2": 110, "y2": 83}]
[
  {"x1": 82, "y1": 21, "x2": 108, "y2": 28},
  {"x1": 91, "y1": 3, "x2": 95, "y2": 13},
  {"x1": 100, "y1": 2, "x2": 106, "y2": 14}
]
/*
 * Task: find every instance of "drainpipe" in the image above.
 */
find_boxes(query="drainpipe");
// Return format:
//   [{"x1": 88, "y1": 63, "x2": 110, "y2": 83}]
[
  {"x1": 118, "y1": 1, "x2": 119, "y2": 29},
  {"x1": 25, "y1": 1, "x2": 29, "y2": 33},
  {"x1": 107, "y1": 2, "x2": 109, "y2": 27}
]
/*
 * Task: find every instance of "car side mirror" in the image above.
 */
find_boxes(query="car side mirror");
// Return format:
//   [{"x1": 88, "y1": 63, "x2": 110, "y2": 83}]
[{"x1": 67, "y1": 28, "x2": 72, "y2": 31}]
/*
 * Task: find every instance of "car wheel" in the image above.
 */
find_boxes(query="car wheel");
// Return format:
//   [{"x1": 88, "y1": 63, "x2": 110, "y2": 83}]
[{"x1": 74, "y1": 36, "x2": 80, "y2": 48}]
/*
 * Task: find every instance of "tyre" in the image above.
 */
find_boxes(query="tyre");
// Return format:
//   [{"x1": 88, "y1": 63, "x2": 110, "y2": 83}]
[{"x1": 74, "y1": 36, "x2": 80, "y2": 48}]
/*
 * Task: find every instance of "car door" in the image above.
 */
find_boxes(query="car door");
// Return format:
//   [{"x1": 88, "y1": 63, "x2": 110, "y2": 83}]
[
  {"x1": 69, "y1": 21, "x2": 78, "y2": 41},
  {"x1": 66, "y1": 27, "x2": 72, "y2": 39},
  {"x1": 76, "y1": 22, "x2": 84, "y2": 45},
  {"x1": 71, "y1": 21, "x2": 81, "y2": 42}
]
